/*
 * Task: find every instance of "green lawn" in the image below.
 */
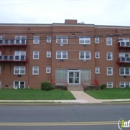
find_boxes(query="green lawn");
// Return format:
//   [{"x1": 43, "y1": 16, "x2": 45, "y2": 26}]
[
  {"x1": 85, "y1": 88, "x2": 130, "y2": 99},
  {"x1": 0, "y1": 89, "x2": 75, "y2": 100}
]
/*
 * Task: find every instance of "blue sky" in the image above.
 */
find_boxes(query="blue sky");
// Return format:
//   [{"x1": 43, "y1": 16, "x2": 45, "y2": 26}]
[{"x1": 0, "y1": 0, "x2": 130, "y2": 26}]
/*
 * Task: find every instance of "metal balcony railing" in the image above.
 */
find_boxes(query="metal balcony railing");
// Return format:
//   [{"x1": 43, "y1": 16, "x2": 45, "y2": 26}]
[{"x1": 0, "y1": 55, "x2": 27, "y2": 62}]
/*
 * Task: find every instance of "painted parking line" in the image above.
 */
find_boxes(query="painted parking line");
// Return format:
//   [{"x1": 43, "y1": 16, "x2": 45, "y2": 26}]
[{"x1": 0, "y1": 121, "x2": 118, "y2": 126}]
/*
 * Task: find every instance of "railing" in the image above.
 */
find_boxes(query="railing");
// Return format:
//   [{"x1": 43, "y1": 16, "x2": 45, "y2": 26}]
[
  {"x1": 0, "y1": 55, "x2": 27, "y2": 62},
  {"x1": 118, "y1": 42, "x2": 130, "y2": 48},
  {"x1": 82, "y1": 79, "x2": 99, "y2": 86},
  {"x1": 81, "y1": 80, "x2": 85, "y2": 90},
  {"x1": 0, "y1": 40, "x2": 27, "y2": 46},
  {"x1": 117, "y1": 57, "x2": 130, "y2": 63}
]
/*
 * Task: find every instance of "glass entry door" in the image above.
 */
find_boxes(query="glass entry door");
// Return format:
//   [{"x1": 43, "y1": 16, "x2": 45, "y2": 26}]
[{"x1": 68, "y1": 70, "x2": 80, "y2": 84}]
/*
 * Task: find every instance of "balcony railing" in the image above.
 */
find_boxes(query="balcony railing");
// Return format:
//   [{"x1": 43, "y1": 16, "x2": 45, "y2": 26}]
[
  {"x1": 118, "y1": 42, "x2": 130, "y2": 48},
  {"x1": 117, "y1": 57, "x2": 130, "y2": 64},
  {"x1": 0, "y1": 55, "x2": 27, "y2": 62},
  {"x1": 0, "y1": 40, "x2": 27, "y2": 46}
]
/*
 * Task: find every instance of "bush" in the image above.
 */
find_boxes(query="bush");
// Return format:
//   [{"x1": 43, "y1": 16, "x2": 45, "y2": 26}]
[
  {"x1": 41, "y1": 81, "x2": 53, "y2": 90},
  {"x1": 100, "y1": 84, "x2": 106, "y2": 89}
]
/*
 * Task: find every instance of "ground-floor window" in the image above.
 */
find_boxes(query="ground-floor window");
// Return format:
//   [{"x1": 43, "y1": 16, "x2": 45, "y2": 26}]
[
  {"x1": 107, "y1": 82, "x2": 113, "y2": 88},
  {"x1": 120, "y1": 82, "x2": 130, "y2": 88},
  {"x1": 13, "y1": 81, "x2": 25, "y2": 89}
]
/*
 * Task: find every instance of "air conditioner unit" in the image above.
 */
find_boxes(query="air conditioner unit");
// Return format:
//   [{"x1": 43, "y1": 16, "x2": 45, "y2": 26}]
[{"x1": 60, "y1": 43, "x2": 64, "y2": 46}]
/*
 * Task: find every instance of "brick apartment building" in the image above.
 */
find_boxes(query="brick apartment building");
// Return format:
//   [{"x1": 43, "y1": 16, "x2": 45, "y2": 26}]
[{"x1": 0, "y1": 19, "x2": 130, "y2": 89}]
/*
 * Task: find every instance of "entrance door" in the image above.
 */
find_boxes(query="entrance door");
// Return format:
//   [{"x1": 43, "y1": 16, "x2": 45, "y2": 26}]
[{"x1": 68, "y1": 70, "x2": 80, "y2": 85}]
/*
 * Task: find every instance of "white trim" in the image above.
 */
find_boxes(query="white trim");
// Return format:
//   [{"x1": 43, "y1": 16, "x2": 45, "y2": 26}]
[
  {"x1": 106, "y1": 37, "x2": 112, "y2": 45},
  {"x1": 14, "y1": 66, "x2": 26, "y2": 75},
  {"x1": 33, "y1": 51, "x2": 39, "y2": 59},
  {"x1": 107, "y1": 67, "x2": 113, "y2": 76},
  {"x1": 56, "y1": 36, "x2": 68, "y2": 44},
  {"x1": 56, "y1": 51, "x2": 68, "y2": 59},
  {"x1": 33, "y1": 36, "x2": 40, "y2": 44},
  {"x1": 67, "y1": 70, "x2": 81, "y2": 85},
  {"x1": 95, "y1": 52, "x2": 100, "y2": 59},
  {"x1": 106, "y1": 52, "x2": 113, "y2": 60},
  {"x1": 107, "y1": 82, "x2": 113, "y2": 88},
  {"x1": 46, "y1": 66, "x2": 51, "y2": 73},
  {"x1": 95, "y1": 67, "x2": 100, "y2": 74},
  {"x1": 13, "y1": 81, "x2": 25, "y2": 89},
  {"x1": 119, "y1": 67, "x2": 130, "y2": 76},
  {"x1": 95, "y1": 37, "x2": 99, "y2": 44},
  {"x1": 46, "y1": 51, "x2": 51, "y2": 58},
  {"x1": 119, "y1": 82, "x2": 130, "y2": 88},
  {"x1": 79, "y1": 51, "x2": 91, "y2": 60},
  {"x1": 32, "y1": 66, "x2": 39, "y2": 75},
  {"x1": 79, "y1": 37, "x2": 91, "y2": 44},
  {"x1": 46, "y1": 36, "x2": 51, "y2": 43}
]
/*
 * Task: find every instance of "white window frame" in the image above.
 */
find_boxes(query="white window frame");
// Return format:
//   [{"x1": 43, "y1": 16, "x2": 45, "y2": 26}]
[
  {"x1": 95, "y1": 37, "x2": 99, "y2": 44},
  {"x1": 120, "y1": 82, "x2": 130, "y2": 88},
  {"x1": 107, "y1": 67, "x2": 113, "y2": 76},
  {"x1": 46, "y1": 66, "x2": 51, "y2": 73},
  {"x1": 107, "y1": 82, "x2": 113, "y2": 88},
  {"x1": 15, "y1": 36, "x2": 27, "y2": 45},
  {"x1": 14, "y1": 66, "x2": 26, "y2": 75},
  {"x1": 56, "y1": 51, "x2": 68, "y2": 59},
  {"x1": 0, "y1": 36, "x2": 3, "y2": 44},
  {"x1": 32, "y1": 66, "x2": 39, "y2": 75},
  {"x1": 106, "y1": 37, "x2": 112, "y2": 45},
  {"x1": 79, "y1": 51, "x2": 91, "y2": 60},
  {"x1": 107, "y1": 52, "x2": 113, "y2": 60},
  {"x1": 14, "y1": 51, "x2": 26, "y2": 61},
  {"x1": 119, "y1": 67, "x2": 130, "y2": 76},
  {"x1": 95, "y1": 52, "x2": 100, "y2": 59},
  {"x1": 33, "y1": 51, "x2": 39, "y2": 59},
  {"x1": 33, "y1": 36, "x2": 40, "y2": 44},
  {"x1": 47, "y1": 36, "x2": 51, "y2": 43},
  {"x1": 95, "y1": 67, "x2": 100, "y2": 74},
  {"x1": 46, "y1": 51, "x2": 51, "y2": 58},
  {"x1": 56, "y1": 36, "x2": 68, "y2": 44},
  {"x1": 13, "y1": 81, "x2": 25, "y2": 89},
  {"x1": 119, "y1": 38, "x2": 130, "y2": 47},
  {"x1": 79, "y1": 37, "x2": 91, "y2": 44}
]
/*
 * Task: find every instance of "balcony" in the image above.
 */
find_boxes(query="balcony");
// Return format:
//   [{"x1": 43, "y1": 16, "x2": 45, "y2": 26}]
[
  {"x1": 118, "y1": 41, "x2": 130, "y2": 49},
  {"x1": 0, "y1": 55, "x2": 28, "y2": 63},
  {"x1": 117, "y1": 57, "x2": 130, "y2": 64},
  {"x1": 0, "y1": 39, "x2": 27, "y2": 47}
]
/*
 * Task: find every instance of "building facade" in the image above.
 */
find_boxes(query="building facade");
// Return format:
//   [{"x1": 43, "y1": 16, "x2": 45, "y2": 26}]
[{"x1": 0, "y1": 19, "x2": 130, "y2": 89}]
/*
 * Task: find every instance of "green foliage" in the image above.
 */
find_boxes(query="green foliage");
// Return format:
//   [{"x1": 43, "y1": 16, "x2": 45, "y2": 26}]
[
  {"x1": 100, "y1": 84, "x2": 106, "y2": 89},
  {"x1": 41, "y1": 81, "x2": 53, "y2": 91}
]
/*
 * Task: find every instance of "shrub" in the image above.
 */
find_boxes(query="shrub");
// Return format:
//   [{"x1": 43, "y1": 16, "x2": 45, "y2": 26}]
[
  {"x1": 41, "y1": 81, "x2": 53, "y2": 90},
  {"x1": 100, "y1": 84, "x2": 106, "y2": 89}
]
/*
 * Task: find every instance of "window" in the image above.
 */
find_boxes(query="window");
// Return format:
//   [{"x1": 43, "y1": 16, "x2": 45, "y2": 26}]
[
  {"x1": 119, "y1": 52, "x2": 130, "y2": 62},
  {"x1": 95, "y1": 67, "x2": 100, "y2": 74},
  {"x1": 32, "y1": 66, "x2": 39, "y2": 75},
  {"x1": 79, "y1": 37, "x2": 91, "y2": 44},
  {"x1": 46, "y1": 66, "x2": 51, "y2": 73},
  {"x1": 95, "y1": 37, "x2": 99, "y2": 44},
  {"x1": 95, "y1": 52, "x2": 100, "y2": 59},
  {"x1": 56, "y1": 36, "x2": 68, "y2": 44},
  {"x1": 120, "y1": 82, "x2": 130, "y2": 88},
  {"x1": 15, "y1": 36, "x2": 26, "y2": 44},
  {"x1": 79, "y1": 51, "x2": 91, "y2": 60},
  {"x1": 56, "y1": 51, "x2": 68, "y2": 59},
  {"x1": 14, "y1": 66, "x2": 26, "y2": 75},
  {"x1": 107, "y1": 82, "x2": 113, "y2": 88},
  {"x1": 119, "y1": 67, "x2": 130, "y2": 76},
  {"x1": 106, "y1": 37, "x2": 112, "y2": 45},
  {"x1": 107, "y1": 67, "x2": 113, "y2": 75},
  {"x1": 46, "y1": 51, "x2": 51, "y2": 58},
  {"x1": 13, "y1": 81, "x2": 25, "y2": 89},
  {"x1": 47, "y1": 36, "x2": 51, "y2": 43},
  {"x1": 14, "y1": 51, "x2": 26, "y2": 60},
  {"x1": 33, "y1": 36, "x2": 40, "y2": 44},
  {"x1": 107, "y1": 52, "x2": 113, "y2": 60},
  {"x1": 119, "y1": 38, "x2": 130, "y2": 47},
  {"x1": 33, "y1": 51, "x2": 39, "y2": 59},
  {"x1": 0, "y1": 36, "x2": 3, "y2": 44}
]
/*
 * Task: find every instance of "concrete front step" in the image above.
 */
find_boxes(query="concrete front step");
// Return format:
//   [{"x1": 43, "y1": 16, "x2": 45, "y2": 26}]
[{"x1": 67, "y1": 85, "x2": 84, "y2": 91}]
